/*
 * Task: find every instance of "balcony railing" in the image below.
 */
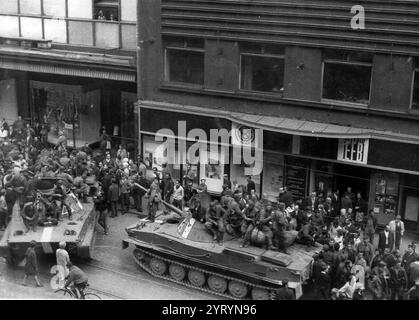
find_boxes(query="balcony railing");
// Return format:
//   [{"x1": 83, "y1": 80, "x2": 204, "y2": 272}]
[{"x1": 0, "y1": 14, "x2": 136, "y2": 51}]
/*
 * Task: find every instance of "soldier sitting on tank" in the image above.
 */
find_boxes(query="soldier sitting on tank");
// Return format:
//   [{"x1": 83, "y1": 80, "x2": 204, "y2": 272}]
[
  {"x1": 72, "y1": 172, "x2": 90, "y2": 203},
  {"x1": 205, "y1": 200, "x2": 226, "y2": 245},
  {"x1": 297, "y1": 222, "x2": 316, "y2": 247},
  {"x1": 239, "y1": 199, "x2": 259, "y2": 248},
  {"x1": 189, "y1": 197, "x2": 205, "y2": 222},
  {"x1": 37, "y1": 195, "x2": 59, "y2": 225},
  {"x1": 224, "y1": 196, "x2": 244, "y2": 236},
  {"x1": 272, "y1": 203, "x2": 289, "y2": 254},
  {"x1": 21, "y1": 201, "x2": 40, "y2": 233},
  {"x1": 53, "y1": 180, "x2": 73, "y2": 220},
  {"x1": 255, "y1": 202, "x2": 277, "y2": 250}
]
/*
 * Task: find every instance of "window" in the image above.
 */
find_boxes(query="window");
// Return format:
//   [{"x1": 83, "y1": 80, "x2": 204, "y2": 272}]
[
  {"x1": 412, "y1": 70, "x2": 419, "y2": 110},
  {"x1": 94, "y1": 0, "x2": 119, "y2": 21},
  {"x1": 240, "y1": 44, "x2": 285, "y2": 93},
  {"x1": 164, "y1": 37, "x2": 205, "y2": 86},
  {"x1": 322, "y1": 50, "x2": 372, "y2": 105}
]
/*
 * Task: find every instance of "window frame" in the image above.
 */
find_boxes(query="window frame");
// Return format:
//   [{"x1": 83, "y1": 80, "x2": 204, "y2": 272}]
[
  {"x1": 163, "y1": 45, "x2": 205, "y2": 87},
  {"x1": 321, "y1": 58, "x2": 373, "y2": 107},
  {"x1": 238, "y1": 52, "x2": 285, "y2": 94},
  {"x1": 410, "y1": 68, "x2": 419, "y2": 110}
]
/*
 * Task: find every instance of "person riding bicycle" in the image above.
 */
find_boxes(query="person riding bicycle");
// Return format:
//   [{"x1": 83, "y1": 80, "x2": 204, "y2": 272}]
[{"x1": 64, "y1": 262, "x2": 89, "y2": 299}]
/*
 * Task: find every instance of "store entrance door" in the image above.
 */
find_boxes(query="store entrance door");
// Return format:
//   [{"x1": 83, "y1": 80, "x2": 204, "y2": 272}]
[{"x1": 334, "y1": 163, "x2": 370, "y2": 200}]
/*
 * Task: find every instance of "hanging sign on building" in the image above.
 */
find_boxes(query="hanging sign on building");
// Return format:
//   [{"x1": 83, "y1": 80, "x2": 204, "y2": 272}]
[{"x1": 337, "y1": 138, "x2": 369, "y2": 164}]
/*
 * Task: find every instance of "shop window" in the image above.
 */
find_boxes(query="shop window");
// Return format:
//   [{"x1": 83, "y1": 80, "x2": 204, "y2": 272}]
[
  {"x1": 240, "y1": 54, "x2": 285, "y2": 93},
  {"x1": 412, "y1": 70, "x2": 419, "y2": 110},
  {"x1": 94, "y1": 0, "x2": 119, "y2": 21},
  {"x1": 164, "y1": 37, "x2": 205, "y2": 86},
  {"x1": 322, "y1": 50, "x2": 372, "y2": 105}
]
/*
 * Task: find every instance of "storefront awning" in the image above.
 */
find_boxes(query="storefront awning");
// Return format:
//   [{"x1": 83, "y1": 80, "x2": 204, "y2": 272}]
[
  {"x1": 0, "y1": 58, "x2": 135, "y2": 82},
  {"x1": 138, "y1": 100, "x2": 419, "y2": 145}
]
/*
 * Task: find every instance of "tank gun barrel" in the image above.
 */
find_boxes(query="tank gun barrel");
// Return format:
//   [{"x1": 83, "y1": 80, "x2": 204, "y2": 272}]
[{"x1": 133, "y1": 183, "x2": 185, "y2": 217}]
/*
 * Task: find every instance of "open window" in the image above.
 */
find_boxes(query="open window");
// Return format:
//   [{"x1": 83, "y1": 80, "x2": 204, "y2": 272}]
[
  {"x1": 164, "y1": 37, "x2": 205, "y2": 86},
  {"x1": 412, "y1": 69, "x2": 419, "y2": 110},
  {"x1": 240, "y1": 44, "x2": 285, "y2": 94},
  {"x1": 322, "y1": 50, "x2": 372, "y2": 105},
  {"x1": 94, "y1": 0, "x2": 119, "y2": 21}
]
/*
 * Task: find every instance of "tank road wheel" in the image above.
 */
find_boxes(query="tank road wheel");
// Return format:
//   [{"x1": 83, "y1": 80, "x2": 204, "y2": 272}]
[
  {"x1": 188, "y1": 270, "x2": 206, "y2": 287},
  {"x1": 251, "y1": 287, "x2": 270, "y2": 300},
  {"x1": 133, "y1": 249, "x2": 145, "y2": 261},
  {"x1": 169, "y1": 264, "x2": 186, "y2": 281},
  {"x1": 150, "y1": 258, "x2": 167, "y2": 275},
  {"x1": 228, "y1": 281, "x2": 248, "y2": 299},
  {"x1": 208, "y1": 275, "x2": 228, "y2": 294}
]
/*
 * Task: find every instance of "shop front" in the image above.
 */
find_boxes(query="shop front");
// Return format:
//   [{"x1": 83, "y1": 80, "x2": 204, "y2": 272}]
[{"x1": 138, "y1": 101, "x2": 419, "y2": 231}]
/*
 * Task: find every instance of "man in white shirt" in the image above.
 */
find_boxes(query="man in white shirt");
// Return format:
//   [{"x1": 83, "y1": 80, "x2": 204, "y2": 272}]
[
  {"x1": 56, "y1": 241, "x2": 71, "y2": 282},
  {"x1": 172, "y1": 180, "x2": 184, "y2": 210},
  {"x1": 389, "y1": 215, "x2": 405, "y2": 250}
]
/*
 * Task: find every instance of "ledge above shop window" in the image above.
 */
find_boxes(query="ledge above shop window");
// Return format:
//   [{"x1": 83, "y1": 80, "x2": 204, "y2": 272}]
[
  {"x1": 158, "y1": 81, "x2": 419, "y2": 122},
  {"x1": 160, "y1": 81, "x2": 284, "y2": 99}
]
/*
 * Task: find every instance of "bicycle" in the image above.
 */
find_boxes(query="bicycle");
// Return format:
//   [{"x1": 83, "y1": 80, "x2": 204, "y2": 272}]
[{"x1": 55, "y1": 283, "x2": 102, "y2": 300}]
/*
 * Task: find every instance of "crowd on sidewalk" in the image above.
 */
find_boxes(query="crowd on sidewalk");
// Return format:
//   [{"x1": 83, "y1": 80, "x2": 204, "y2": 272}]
[{"x1": 1, "y1": 116, "x2": 419, "y2": 300}]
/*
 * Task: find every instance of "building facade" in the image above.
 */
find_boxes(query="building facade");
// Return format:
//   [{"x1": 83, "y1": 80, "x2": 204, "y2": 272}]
[
  {"x1": 0, "y1": 0, "x2": 138, "y2": 151},
  {"x1": 136, "y1": 0, "x2": 419, "y2": 232}
]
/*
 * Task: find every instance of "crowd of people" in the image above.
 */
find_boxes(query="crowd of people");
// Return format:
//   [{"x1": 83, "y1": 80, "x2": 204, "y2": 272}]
[{"x1": 1, "y1": 116, "x2": 419, "y2": 300}]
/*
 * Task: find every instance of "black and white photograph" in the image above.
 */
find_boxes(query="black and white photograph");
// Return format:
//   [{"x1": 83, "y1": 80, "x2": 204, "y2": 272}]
[{"x1": 0, "y1": 0, "x2": 419, "y2": 307}]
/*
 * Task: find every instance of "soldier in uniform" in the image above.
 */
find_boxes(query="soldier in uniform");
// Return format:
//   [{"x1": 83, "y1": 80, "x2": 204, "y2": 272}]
[
  {"x1": 240, "y1": 199, "x2": 259, "y2": 248},
  {"x1": 256, "y1": 202, "x2": 277, "y2": 250},
  {"x1": 205, "y1": 200, "x2": 226, "y2": 244},
  {"x1": 147, "y1": 177, "x2": 161, "y2": 222},
  {"x1": 272, "y1": 203, "x2": 288, "y2": 253},
  {"x1": 73, "y1": 173, "x2": 89, "y2": 203},
  {"x1": 21, "y1": 201, "x2": 40, "y2": 233},
  {"x1": 224, "y1": 196, "x2": 244, "y2": 236}
]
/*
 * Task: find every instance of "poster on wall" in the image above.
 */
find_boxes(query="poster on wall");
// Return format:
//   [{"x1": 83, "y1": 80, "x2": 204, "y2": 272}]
[
  {"x1": 200, "y1": 147, "x2": 225, "y2": 194},
  {"x1": 285, "y1": 156, "x2": 308, "y2": 200},
  {"x1": 263, "y1": 152, "x2": 284, "y2": 198},
  {"x1": 372, "y1": 171, "x2": 399, "y2": 225}
]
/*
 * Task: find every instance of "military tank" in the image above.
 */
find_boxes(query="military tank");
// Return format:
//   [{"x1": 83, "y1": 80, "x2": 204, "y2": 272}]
[
  {"x1": 0, "y1": 178, "x2": 98, "y2": 265},
  {"x1": 123, "y1": 185, "x2": 321, "y2": 300}
]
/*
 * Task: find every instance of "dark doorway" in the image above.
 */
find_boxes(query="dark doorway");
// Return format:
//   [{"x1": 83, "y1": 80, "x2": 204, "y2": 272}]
[{"x1": 334, "y1": 163, "x2": 370, "y2": 200}]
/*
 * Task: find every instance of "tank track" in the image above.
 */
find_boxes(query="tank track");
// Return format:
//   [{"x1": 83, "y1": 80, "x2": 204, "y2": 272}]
[{"x1": 133, "y1": 246, "x2": 281, "y2": 300}]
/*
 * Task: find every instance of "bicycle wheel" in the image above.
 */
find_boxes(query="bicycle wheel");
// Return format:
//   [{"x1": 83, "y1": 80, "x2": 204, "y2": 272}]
[
  {"x1": 55, "y1": 288, "x2": 74, "y2": 299},
  {"x1": 83, "y1": 292, "x2": 102, "y2": 300}
]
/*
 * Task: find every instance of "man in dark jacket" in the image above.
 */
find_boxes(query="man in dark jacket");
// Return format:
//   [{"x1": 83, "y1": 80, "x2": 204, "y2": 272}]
[
  {"x1": 107, "y1": 179, "x2": 119, "y2": 218},
  {"x1": 279, "y1": 186, "x2": 293, "y2": 208},
  {"x1": 22, "y1": 241, "x2": 42, "y2": 287},
  {"x1": 246, "y1": 176, "x2": 256, "y2": 196},
  {"x1": 390, "y1": 261, "x2": 408, "y2": 300},
  {"x1": 317, "y1": 265, "x2": 331, "y2": 300},
  {"x1": 275, "y1": 280, "x2": 295, "y2": 300},
  {"x1": 378, "y1": 225, "x2": 395, "y2": 252},
  {"x1": 94, "y1": 185, "x2": 108, "y2": 235}
]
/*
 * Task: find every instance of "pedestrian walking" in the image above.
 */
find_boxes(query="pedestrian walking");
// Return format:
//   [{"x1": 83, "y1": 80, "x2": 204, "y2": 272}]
[
  {"x1": 107, "y1": 179, "x2": 119, "y2": 218},
  {"x1": 22, "y1": 241, "x2": 43, "y2": 287},
  {"x1": 56, "y1": 241, "x2": 70, "y2": 282},
  {"x1": 388, "y1": 215, "x2": 405, "y2": 250},
  {"x1": 94, "y1": 185, "x2": 108, "y2": 234}
]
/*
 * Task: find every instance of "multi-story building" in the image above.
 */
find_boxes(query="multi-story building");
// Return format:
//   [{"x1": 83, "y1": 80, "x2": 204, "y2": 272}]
[
  {"x1": 137, "y1": 0, "x2": 419, "y2": 232},
  {"x1": 0, "y1": 0, "x2": 138, "y2": 151}
]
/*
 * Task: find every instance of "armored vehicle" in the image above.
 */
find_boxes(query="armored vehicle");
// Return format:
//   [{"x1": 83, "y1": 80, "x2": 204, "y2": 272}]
[
  {"x1": 123, "y1": 189, "x2": 320, "y2": 300},
  {"x1": 0, "y1": 180, "x2": 98, "y2": 265}
]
